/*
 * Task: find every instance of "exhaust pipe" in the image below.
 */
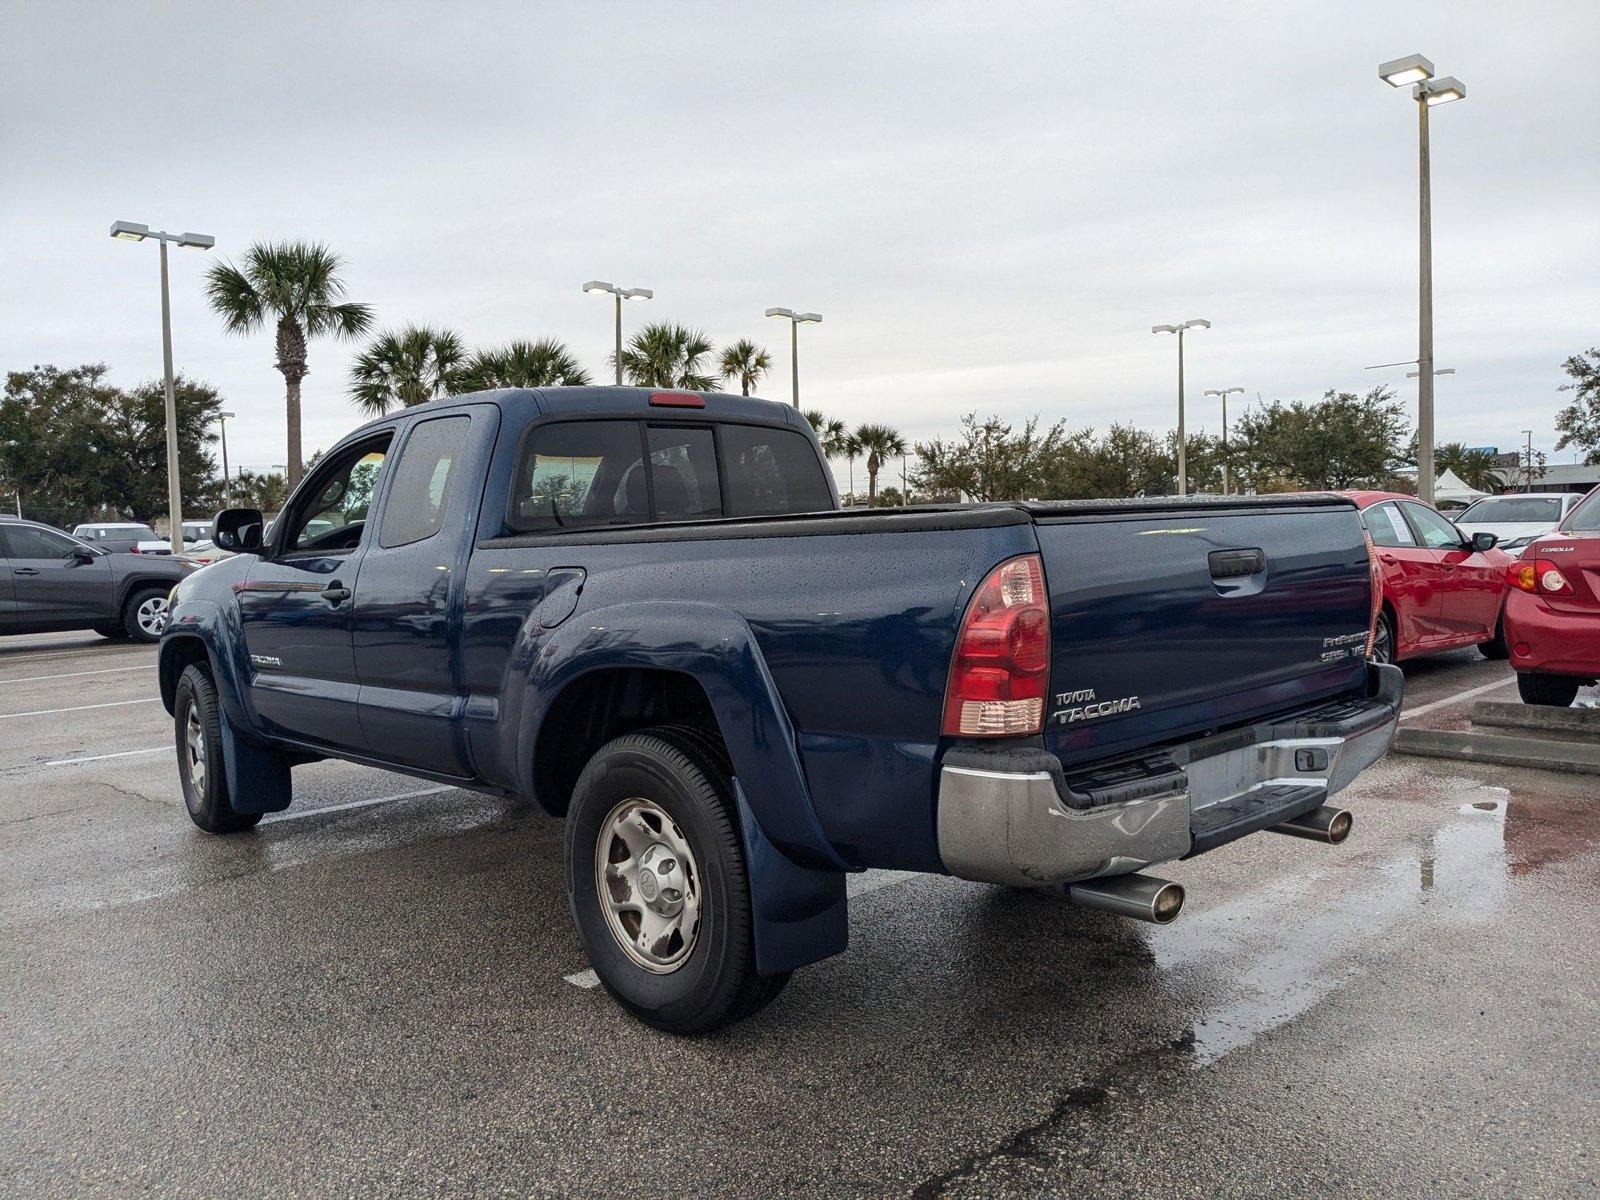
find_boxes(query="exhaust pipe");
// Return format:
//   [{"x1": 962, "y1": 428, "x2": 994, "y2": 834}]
[
  {"x1": 1270, "y1": 805, "x2": 1354, "y2": 844},
  {"x1": 1067, "y1": 873, "x2": 1185, "y2": 924}
]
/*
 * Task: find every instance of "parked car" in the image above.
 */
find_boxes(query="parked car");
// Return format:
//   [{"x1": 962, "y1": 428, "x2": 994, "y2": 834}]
[
  {"x1": 160, "y1": 386, "x2": 1399, "y2": 1033},
  {"x1": 1503, "y1": 484, "x2": 1600, "y2": 706},
  {"x1": 1344, "y1": 491, "x2": 1514, "y2": 664},
  {"x1": 180, "y1": 520, "x2": 214, "y2": 545},
  {"x1": 1454, "y1": 492, "x2": 1584, "y2": 553},
  {"x1": 2, "y1": 519, "x2": 196, "y2": 642},
  {"x1": 72, "y1": 522, "x2": 170, "y2": 555},
  {"x1": 181, "y1": 539, "x2": 233, "y2": 565}
]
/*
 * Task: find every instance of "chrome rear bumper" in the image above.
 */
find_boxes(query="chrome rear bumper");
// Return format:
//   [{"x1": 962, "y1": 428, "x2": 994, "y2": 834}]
[{"x1": 936, "y1": 664, "x2": 1401, "y2": 888}]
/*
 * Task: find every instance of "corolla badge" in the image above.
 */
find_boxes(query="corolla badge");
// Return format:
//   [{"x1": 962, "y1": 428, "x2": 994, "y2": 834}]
[{"x1": 1051, "y1": 688, "x2": 1142, "y2": 725}]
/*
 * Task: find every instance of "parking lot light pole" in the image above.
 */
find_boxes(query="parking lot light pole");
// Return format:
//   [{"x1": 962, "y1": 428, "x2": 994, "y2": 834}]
[
  {"x1": 216, "y1": 411, "x2": 236, "y2": 507},
  {"x1": 1380, "y1": 54, "x2": 1466, "y2": 507},
  {"x1": 111, "y1": 221, "x2": 215, "y2": 553},
  {"x1": 1152, "y1": 320, "x2": 1210, "y2": 496},
  {"x1": 583, "y1": 281, "x2": 653, "y2": 385},
  {"x1": 1203, "y1": 387, "x2": 1245, "y2": 493},
  {"x1": 765, "y1": 307, "x2": 822, "y2": 409}
]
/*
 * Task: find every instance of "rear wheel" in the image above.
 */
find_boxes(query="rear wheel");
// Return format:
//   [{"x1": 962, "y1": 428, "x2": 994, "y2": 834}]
[
  {"x1": 123, "y1": 586, "x2": 171, "y2": 643},
  {"x1": 174, "y1": 663, "x2": 261, "y2": 833},
  {"x1": 1478, "y1": 616, "x2": 1510, "y2": 660},
  {"x1": 1371, "y1": 610, "x2": 1397, "y2": 665},
  {"x1": 565, "y1": 727, "x2": 789, "y2": 1035},
  {"x1": 93, "y1": 623, "x2": 129, "y2": 640},
  {"x1": 1517, "y1": 672, "x2": 1580, "y2": 708}
]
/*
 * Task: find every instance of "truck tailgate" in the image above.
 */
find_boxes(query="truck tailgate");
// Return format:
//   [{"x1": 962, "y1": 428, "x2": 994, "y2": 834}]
[{"x1": 1029, "y1": 496, "x2": 1372, "y2": 768}]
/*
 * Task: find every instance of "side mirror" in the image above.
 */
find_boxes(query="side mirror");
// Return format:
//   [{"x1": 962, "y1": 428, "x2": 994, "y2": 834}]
[
  {"x1": 70, "y1": 547, "x2": 96, "y2": 564},
  {"x1": 214, "y1": 508, "x2": 265, "y2": 552},
  {"x1": 1471, "y1": 531, "x2": 1498, "y2": 552}
]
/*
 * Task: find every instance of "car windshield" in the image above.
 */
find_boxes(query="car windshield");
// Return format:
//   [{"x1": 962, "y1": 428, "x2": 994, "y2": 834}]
[
  {"x1": 1565, "y1": 491, "x2": 1600, "y2": 532},
  {"x1": 1458, "y1": 497, "x2": 1562, "y2": 524}
]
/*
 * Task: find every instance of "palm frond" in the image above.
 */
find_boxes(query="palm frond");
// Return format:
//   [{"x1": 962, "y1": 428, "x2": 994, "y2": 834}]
[{"x1": 204, "y1": 263, "x2": 265, "y2": 334}]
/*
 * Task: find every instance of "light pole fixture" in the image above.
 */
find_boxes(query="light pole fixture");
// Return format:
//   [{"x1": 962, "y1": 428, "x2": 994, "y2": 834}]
[
  {"x1": 1380, "y1": 52, "x2": 1466, "y2": 506},
  {"x1": 1203, "y1": 387, "x2": 1245, "y2": 494},
  {"x1": 1152, "y1": 319, "x2": 1210, "y2": 496},
  {"x1": 765, "y1": 307, "x2": 822, "y2": 409},
  {"x1": 110, "y1": 220, "x2": 215, "y2": 554},
  {"x1": 583, "y1": 281, "x2": 653, "y2": 385},
  {"x1": 216, "y1": 410, "x2": 236, "y2": 507}
]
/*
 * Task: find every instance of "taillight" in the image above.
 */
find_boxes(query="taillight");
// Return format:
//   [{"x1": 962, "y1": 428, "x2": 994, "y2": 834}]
[
  {"x1": 130, "y1": 545, "x2": 142, "y2": 554},
  {"x1": 1509, "y1": 561, "x2": 1574, "y2": 595},
  {"x1": 1363, "y1": 529, "x2": 1382, "y2": 657},
  {"x1": 942, "y1": 554, "x2": 1050, "y2": 737}
]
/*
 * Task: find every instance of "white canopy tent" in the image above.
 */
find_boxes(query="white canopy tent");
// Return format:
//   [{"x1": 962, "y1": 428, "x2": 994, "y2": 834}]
[{"x1": 1432, "y1": 468, "x2": 1488, "y2": 508}]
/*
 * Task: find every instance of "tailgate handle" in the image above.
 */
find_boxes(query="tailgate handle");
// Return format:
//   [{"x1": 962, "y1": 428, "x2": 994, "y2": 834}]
[{"x1": 1209, "y1": 548, "x2": 1265, "y2": 579}]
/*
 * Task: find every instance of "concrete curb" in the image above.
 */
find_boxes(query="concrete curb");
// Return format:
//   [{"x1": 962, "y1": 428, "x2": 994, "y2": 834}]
[
  {"x1": 1471, "y1": 701, "x2": 1600, "y2": 742},
  {"x1": 1392, "y1": 727, "x2": 1600, "y2": 776}
]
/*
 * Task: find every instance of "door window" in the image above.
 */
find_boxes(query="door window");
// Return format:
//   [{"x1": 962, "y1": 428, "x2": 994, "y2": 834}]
[
  {"x1": 511, "y1": 421, "x2": 649, "y2": 529},
  {"x1": 1402, "y1": 502, "x2": 1465, "y2": 551},
  {"x1": 379, "y1": 416, "x2": 470, "y2": 548},
  {"x1": 1365, "y1": 504, "x2": 1416, "y2": 548},
  {"x1": 647, "y1": 426, "x2": 722, "y2": 521},
  {"x1": 282, "y1": 438, "x2": 391, "y2": 553},
  {"x1": 0, "y1": 525, "x2": 80, "y2": 559},
  {"x1": 719, "y1": 425, "x2": 833, "y2": 516}
]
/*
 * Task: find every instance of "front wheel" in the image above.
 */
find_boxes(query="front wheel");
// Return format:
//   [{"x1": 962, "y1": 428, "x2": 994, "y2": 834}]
[
  {"x1": 174, "y1": 664, "x2": 261, "y2": 833},
  {"x1": 1517, "y1": 672, "x2": 1580, "y2": 708},
  {"x1": 565, "y1": 727, "x2": 789, "y2": 1035},
  {"x1": 123, "y1": 586, "x2": 171, "y2": 643}
]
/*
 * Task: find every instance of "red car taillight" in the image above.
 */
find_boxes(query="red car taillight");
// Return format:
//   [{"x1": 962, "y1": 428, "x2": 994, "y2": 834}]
[
  {"x1": 1364, "y1": 529, "x2": 1382, "y2": 657},
  {"x1": 942, "y1": 554, "x2": 1050, "y2": 737},
  {"x1": 1508, "y1": 560, "x2": 1574, "y2": 595}
]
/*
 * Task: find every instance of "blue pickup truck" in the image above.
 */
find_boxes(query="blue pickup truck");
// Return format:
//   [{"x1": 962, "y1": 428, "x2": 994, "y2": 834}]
[{"x1": 160, "y1": 386, "x2": 1400, "y2": 1032}]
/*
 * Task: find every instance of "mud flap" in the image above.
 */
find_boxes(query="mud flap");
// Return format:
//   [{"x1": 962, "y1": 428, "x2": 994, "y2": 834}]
[
  {"x1": 734, "y1": 782, "x2": 847, "y2": 975},
  {"x1": 218, "y1": 710, "x2": 293, "y2": 815}
]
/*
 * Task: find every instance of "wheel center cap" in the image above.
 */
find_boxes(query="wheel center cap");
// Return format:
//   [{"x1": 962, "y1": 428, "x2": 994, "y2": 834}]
[{"x1": 637, "y1": 868, "x2": 660, "y2": 902}]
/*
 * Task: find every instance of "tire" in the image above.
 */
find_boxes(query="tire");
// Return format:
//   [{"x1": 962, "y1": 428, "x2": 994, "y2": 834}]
[
  {"x1": 1371, "y1": 610, "x2": 1397, "y2": 665},
  {"x1": 123, "y1": 585, "x2": 171, "y2": 644},
  {"x1": 1478, "y1": 616, "x2": 1510, "y2": 660},
  {"x1": 174, "y1": 663, "x2": 261, "y2": 833},
  {"x1": 1517, "y1": 672, "x2": 1580, "y2": 708},
  {"x1": 565, "y1": 726, "x2": 790, "y2": 1035},
  {"x1": 93, "y1": 623, "x2": 130, "y2": 640}
]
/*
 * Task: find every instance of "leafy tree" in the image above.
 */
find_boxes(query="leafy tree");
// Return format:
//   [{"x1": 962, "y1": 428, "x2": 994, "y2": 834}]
[
  {"x1": 718, "y1": 339, "x2": 772, "y2": 396},
  {"x1": 206, "y1": 241, "x2": 373, "y2": 486},
  {"x1": 914, "y1": 413, "x2": 1075, "y2": 501},
  {"x1": 454, "y1": 338, "x2": 591, "y2": 392},
  {"x1": 804, "y1": 409, "x2": 850, "y2": 458},
  {"x1": 1434, "y1": 442, "x2": 1504, "y2": 493},
  {"x1": 0, "y1": 363, "x2": 221, "y2": 525},
  {"x1": 349, "y1": 325, "x2": 466, "y2": 415},
  {"x1": 852, "y1": 423, "x2": 907, "y2": 504},
  {"x1": 618, "y1": 323, "x2": 717, "y2": 390},
  {"x1": 1554, "y1": 347, "x2": 1600, "y2": 465},
  {"x1": 228, "y1": 468, "x2": 289, "y2": 512},
  {"x1": 1232, "y1": 388, "x2": 1408, "y2": 491},
  {"x1": 1068, "y1": 424, "x2": 1174, "y2": 497}
]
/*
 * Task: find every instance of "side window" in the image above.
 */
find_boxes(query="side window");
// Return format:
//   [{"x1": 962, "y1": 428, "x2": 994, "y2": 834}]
[
  {"x1": 647, "y1": 426, "x2": 721, "y2": 521},
  {"x1": 1402, "y1": 502, "x2": 1463, "y2": 550},
  {"x1": 720, "y1": 425, "x2": 833, "y2": 516},
  {"x1": 282, "y1": 437, "x2": 392, "y2": 553},
  {"x1": 511, "y1": 420, "x2": 648, "y2": 529},
  {"x1": 1365, "y1": 504, "x2": 1415, "y2": 548},
  {"x1": 379, "y1": 416, "x2": 470, "y2": 548},
  {"x1": 1, "y1": 525, "x2": 78, "y2": 559}
]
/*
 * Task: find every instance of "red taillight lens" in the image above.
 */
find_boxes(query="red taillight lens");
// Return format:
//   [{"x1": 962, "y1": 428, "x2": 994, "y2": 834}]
[
  {"x1": 943, "y1": 554, "x2": 1050, "y2": 737},
  {"x1": 130, "y1": 545, "x2": 142, "y2": 554},
  {"x1": 649, "y1": 391, "x2": 705, "y2": 408},
  {"x1": 1509, "y1": 561, "x2": 1573, "y2": 595},
  {"x1": 1508, "y1": 562, "x2": 1536, "y2": 592}
]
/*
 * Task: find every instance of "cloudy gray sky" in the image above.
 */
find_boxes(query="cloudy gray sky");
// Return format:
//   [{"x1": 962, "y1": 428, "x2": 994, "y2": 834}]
[{"x1": 3, "y1": 0, "x2": 1597, "y2": 488}]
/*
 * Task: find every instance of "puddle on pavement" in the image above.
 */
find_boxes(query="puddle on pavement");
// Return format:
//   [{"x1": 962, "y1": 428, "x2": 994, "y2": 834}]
[{"x1": 1146, "y1": 775, "x2": 1599, "y2": 1068}]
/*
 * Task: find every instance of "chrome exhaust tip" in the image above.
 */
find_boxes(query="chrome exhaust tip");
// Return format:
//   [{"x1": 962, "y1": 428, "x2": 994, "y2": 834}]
[
  {"x1": 1067, "y1": 873, "x2": 1185, "y2": 924},
  {"x1": 1270, "y1": 805, "x2": 1354, "y2": 845}
]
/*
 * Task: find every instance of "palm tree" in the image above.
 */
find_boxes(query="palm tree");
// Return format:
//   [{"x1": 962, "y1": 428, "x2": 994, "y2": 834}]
[
  {"x1": 349, "y1": 325, "x2": 466, "y2": 416},
  {"x1": 206, "y1": 241, "x2": 372, "y2": 486},
  {"x1": 618, "y1": 322, "x2": 717, "y2": 390},
  {"x1": 805, "y1": 409, "x2": 850, "y2": 458},
  {"x1": 454, "y1": 338, "x2": 591, "y2": 392},
  {"x1": 852, "y1": 423, "x2": 908, "y2": 504},
  {"x1": 1434, "y1": 442, "x2": 1505, "y2": 494},
  {"x1": 842, "y1": 433, "x2": 862, "y2": 504},
  {"x1": 718, "y1": 339, "x2": 773, "y2": 396}
]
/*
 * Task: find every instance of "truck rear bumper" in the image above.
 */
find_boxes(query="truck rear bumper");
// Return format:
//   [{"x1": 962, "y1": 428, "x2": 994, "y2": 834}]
[{"x1": 936, "y1": 663, "x2": 1402, "y2": 887}]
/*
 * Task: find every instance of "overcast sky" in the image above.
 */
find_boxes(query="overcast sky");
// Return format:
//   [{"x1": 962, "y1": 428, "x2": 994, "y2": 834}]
[{"x1": 3, "y1": 0, "x2": 1597, "y2": 488}]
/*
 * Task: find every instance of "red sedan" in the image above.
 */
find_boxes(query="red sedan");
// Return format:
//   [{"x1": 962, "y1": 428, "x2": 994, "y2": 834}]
[
  {"x1": 1343, "y1": 491, "x2": 1514, "y2": 664},
  {"x1": 1503, "y1": 484, "x2": 1600, "y2": 706}
]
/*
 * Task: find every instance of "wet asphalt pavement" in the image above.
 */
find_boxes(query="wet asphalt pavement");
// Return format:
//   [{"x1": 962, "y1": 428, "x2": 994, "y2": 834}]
[{"x1": 3, "y1": 633, "x2": 1597, "y2": 1197}]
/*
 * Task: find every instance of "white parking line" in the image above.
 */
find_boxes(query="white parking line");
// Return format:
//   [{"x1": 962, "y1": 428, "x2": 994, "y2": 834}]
[
  {"x1": 44, "y1": 746, "x2": 166, "y2": 767},
  {"x1": 1, "y1": 664, "x2": 156, "y2": 685},
  {"x1": 263, "y1": 785, "x2": 456, "y2": 824},
  {"x1": 0, "y1": 698, "x2": 160, "y2": 720},
  {"x1": 1399, "y1": 677, "x2": 1519, "y2": 722},
  {"x1": 0, "y1": 646, "x2": 151, "y2": 666}
]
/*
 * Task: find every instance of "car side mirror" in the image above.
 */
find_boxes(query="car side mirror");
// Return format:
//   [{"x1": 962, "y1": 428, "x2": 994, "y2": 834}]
[
  {"x1": 70, "y1": 547, "x2": 95, "y2": 564},
  {"x1": 214, "y1": 508, "x2": 265, "y2": 552},
  {"x1": 1470, "y1": 531, "x2": 1498, "y2": 552}
]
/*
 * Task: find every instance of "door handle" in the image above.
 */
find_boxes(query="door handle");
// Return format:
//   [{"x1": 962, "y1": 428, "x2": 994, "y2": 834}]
[
  {"x1": 1379, "y1": 555, "x2": 1398, "y2": 565},
  {"x1": 319, "y1": 583, "x2": 351, "y2": 605},
  {"x1": 13, "y1": 567, "x2": 40, "y2": 576}
]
